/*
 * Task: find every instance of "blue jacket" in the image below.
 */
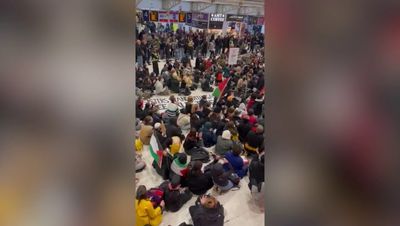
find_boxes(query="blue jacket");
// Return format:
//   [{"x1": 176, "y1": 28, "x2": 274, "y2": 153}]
[
  {"x1": 224, "y1": 152, "x2": 248, "y2": 178},
  {"x1": 201, "y1": 122, "x2": 217, "y2": 147}
]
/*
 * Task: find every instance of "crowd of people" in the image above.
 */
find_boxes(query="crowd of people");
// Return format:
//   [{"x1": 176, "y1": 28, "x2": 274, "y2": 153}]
[{"x1": 135, "y1": 22, "x2": 265, "y2": 226}]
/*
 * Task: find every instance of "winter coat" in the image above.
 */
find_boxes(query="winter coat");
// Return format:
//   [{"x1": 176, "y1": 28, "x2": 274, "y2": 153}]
[
  {"x1": 224, "y1": 152, "x2": 248, "y2": 178},
  {"x1": 186, "y1": 171, "x2": 214, "y2": 195},
  {"x1": 215, "y1": 136, "x2": 233, "y2": 156},
  {"x1": 139, "y1": 125, "x2": 153, "y2": 145},
  {"x1": 135, "y1": 199, "x2": 162, "y2": 226}
]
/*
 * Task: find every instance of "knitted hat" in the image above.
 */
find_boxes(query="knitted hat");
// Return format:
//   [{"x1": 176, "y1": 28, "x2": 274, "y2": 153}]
[
  {"x1": 222, "y1": 130, "x2": 232, "y2": 140},
  {"x1": 154, "y1": 122, "x2": 161, "y2": 129}
]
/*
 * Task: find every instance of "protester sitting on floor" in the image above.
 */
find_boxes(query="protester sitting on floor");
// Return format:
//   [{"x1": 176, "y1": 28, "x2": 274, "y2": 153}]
[
  {"x1": 201, "y1": 122, "x2": 217, "y2": 148},
  {"x1": 183, "y1": 128, "x2": 203, "y2": 155},
  {"x1": 135, "y1": 185, "x2": 164, "y2": 226},
  {"x1": 211, "y1": 162, "x2": 240, "y2": 193},
  {"x1": 186, "y1": 161, "x2": 214, "y2": 195},
  {"x1": 237, "y1": 114, "x2": 252, "y2": 143},
  {"x1": 169, "y1": 152, "x2": 190, "y2": 185},
  {"x1": 166, "y1": 117, "x2": 185, "y2": 140},
  {"x1": 139, "y1": 116, "x2": 153, "y2": 145},
  {"x1": 155, "y1": 77, "x2": 170, "y2": 95},
  {"x1": 177, "y1": 109, "x2": 191, "y2": 131},
  {"x1": 164, "y1": 95, "x2": 180, "y2": 119},
  {"x1": 188, "y1": 194, "x2": 224, "y2": 226},
  {"x1": 185, "y1": 96, "x2": 194, "y2": 114},
  {"x1": 244, "y1": 125, "x2": 264, "y2": 158},
  {"x1": 247, "y1": 108, "x2": 258, "y2": 125},
  {"x1": 224, "y1": 144, "x2": 248, "y2": 178},
  {"x1": 160, "y1": 175, "x2": 193, "y2": 212},
  {"x1": 215, "y1": 130, "x2": 233, "y2": 156}
]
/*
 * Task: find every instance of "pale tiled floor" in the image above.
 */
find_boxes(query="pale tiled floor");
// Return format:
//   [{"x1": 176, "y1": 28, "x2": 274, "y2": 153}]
[{"x1": 136, "y1": 59, "x2": 265, "y2": 226}]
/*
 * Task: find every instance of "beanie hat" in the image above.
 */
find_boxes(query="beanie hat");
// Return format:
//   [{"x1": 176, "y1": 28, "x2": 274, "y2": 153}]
[
  {"x1": 154, "y1": 122, "x2": 161, "y2": 129},
  {"x1": 222, "y1": 130, "x2": 232, "y2": 140}
]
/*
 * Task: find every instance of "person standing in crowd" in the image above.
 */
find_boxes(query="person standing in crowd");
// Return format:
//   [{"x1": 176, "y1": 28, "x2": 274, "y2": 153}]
[
  {"x1": 136, "y1": 40, "x2": 144, "y2": 67},
  {"x1": 151, "y1": 49, "x2": 160, "y2": 76},
  {"x1": 187, "y1": 38, "x2": 194, "y2": 60}
]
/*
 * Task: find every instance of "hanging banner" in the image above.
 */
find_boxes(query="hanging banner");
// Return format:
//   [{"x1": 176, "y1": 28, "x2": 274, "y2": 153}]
[
  {"x1": 157, "y1": 11, "x2": 179, "y2": 23},
  {"x1": 158, "y1": 11, "x2": 169, "y2": 22},
  {"x1": 228, "y1": 48, "x2": 240, "y2": 65},
  {"x1": 226, "y1": 14, "x2": 245, "y2": 22},
  {"x1": 149, "y1": 11, "x2": 159, "y2": 22},
  {"x1": 186, "y1": 13, "x2": 193, "y2": 23},
  {"x1": 209, "y1": 13, "x2": 225, "y2": 29},
  {"x1": 142, "y1": 10, "x2": 149, "y2": 22},
  {"x1": 178, "y1": 12, "x2": 186, "y2": 23}
]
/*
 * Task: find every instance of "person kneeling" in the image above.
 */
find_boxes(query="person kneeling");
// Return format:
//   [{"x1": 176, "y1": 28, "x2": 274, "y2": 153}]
[{"x1": 160, "y1": 176, "x2": 193, "y2": 212}]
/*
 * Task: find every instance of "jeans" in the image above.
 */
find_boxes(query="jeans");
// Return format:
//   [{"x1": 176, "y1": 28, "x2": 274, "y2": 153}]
[{"x1": 137, "y1": 55, "x2": 143, "y2": 67}]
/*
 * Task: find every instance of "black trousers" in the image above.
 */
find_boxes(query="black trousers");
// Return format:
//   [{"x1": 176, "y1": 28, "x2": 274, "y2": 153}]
[{"x1": 152, "y1": 61, "x2": 159, "y2": 76}]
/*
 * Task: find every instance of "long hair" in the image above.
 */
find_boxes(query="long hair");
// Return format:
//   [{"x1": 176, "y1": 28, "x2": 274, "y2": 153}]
[
  {"x1": 190, "y1": 161, "x2": 203, "y2": 177},
  {"x1": 136, "y1": 185, "x2": 147, "y2": 204}
]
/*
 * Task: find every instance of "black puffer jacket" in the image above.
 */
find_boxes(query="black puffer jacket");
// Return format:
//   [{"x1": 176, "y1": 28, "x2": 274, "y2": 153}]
[{"x1": 189, "y1": 201, "x2": 224, "y2": 226}]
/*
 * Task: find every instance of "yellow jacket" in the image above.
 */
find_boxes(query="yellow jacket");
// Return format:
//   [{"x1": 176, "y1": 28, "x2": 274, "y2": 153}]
[{"x1": 135, "y1": 199, "x2": 162, "y2": 226}]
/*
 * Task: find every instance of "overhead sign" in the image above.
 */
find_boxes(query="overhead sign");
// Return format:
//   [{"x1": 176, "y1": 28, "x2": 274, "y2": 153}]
[
  {"x1": 228, "y1": 48, "x2": 239, "y2": 65},
  {"x1": 142, "y1": 10, "x2": 149, "y2": 22},
  {"x1": 192, "y1": 12, "x2": 209, "y2": 21},
  {"x1": 186, "y1": 13, "x2": 193, "y2": 23},
  {"x1": 149, "y1": 11, "x2": 158, "y2": 22},
  {"x1": 178, "y1": 12, "x2": 186, "y2": 22},
  {"x1": 209, "y1": 13, "x2": 225, "y2": 29},
  {"x1": 226, "y1": 14, "x2": 245, "y2": 22},
  {"x1": 158, "y1": 11, "x2": 179, "y2": 23}
]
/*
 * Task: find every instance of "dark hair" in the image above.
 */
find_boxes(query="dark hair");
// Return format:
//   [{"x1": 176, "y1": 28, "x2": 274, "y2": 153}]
[
  {"x1": 136, "y1": 185, "x2": 147, "y2": 203},
  {"x1": 190, "y1": 161, "x2": 203, "y2": 177},
  {"x1": 248, "y1": 108, "x2": 254, "y2": 116},
  {"x1": 177, "y1": 153, "x2": 187, "y2": 164},
  {"x1": 170, "y1": 174, "x2": 181, "y2": 188},
  {"x1": 143, "y1": 116, "x2": 153, "y2": 125},
  {"x1": 232, "y1": 144, "x2": 242, "y2": 156},
  {"x1": 186, "y1": 128, "x2": 197, "y2": 140}
]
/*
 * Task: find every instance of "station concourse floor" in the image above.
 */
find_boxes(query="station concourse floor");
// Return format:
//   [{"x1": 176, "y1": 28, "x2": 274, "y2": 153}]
[{"x1": 136, "y1": 59, "x2": 265, "y2": 226}]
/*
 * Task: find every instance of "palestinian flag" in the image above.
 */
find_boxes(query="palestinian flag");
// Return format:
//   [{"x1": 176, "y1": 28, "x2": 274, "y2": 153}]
[
  {"x1": 212, "y1": 77, "x2": 231, "y2": 98},
  {"x1": 171, "y1": 158, "x2": 189, "y2": 177},
  {"x1": 149, "y1": 134, "x2": 164, "y2": 168}
]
